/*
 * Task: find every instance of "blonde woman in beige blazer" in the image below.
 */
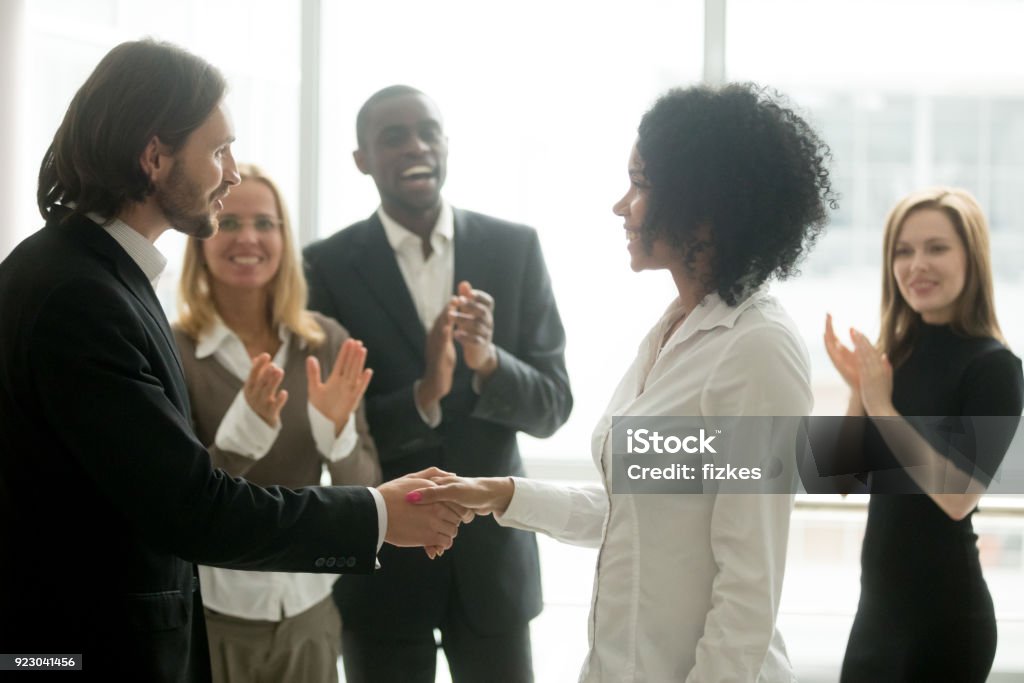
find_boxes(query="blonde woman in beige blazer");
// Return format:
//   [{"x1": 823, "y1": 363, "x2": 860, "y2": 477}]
[{"x1": 174, "y1": 163, "x2": 381, "y2": 683}]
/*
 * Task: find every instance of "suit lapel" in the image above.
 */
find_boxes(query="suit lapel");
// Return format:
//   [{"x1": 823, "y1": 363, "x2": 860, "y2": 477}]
[
  {"x1": 57, "y1": 214, "x2": 191, "y2": 412},
  {"x1": 350, "y1": 214, "x2": 426, "y2": 357},
  {"x1": 452, "y1": 209, "x2": 489, "y2": 290},
  {"x1": 114, "y1": 258, "x2": 189, "y2": 382}
]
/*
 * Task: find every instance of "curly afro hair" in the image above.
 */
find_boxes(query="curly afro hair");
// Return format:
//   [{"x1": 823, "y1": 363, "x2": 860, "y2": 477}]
[{"x1": 636, "y1": 83, "x2": 836, "y2": 305}]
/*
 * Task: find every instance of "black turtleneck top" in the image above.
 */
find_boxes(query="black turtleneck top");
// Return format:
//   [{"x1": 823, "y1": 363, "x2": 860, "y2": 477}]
[{"x1": 860, "y1": 323, "x2": 1023, "y2": 615}]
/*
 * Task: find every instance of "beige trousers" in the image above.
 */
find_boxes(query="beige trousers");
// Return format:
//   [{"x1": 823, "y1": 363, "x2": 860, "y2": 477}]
[{"x1": 204, "y1": 596, "x2": 341, "y2": 683}]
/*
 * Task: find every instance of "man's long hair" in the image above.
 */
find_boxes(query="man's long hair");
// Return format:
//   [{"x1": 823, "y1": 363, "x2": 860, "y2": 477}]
[{"x1": 37, "y1": 39, "x2": 226, "y2": 221}]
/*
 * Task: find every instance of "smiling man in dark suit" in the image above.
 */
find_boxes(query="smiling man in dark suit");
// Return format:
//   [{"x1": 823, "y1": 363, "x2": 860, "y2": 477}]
[
  {"x1": 304, "y1": 86, "x2": 573, "y2": 683},
  {"x1": 0, "y1": 43, "x2": 464, "y2": 683}
]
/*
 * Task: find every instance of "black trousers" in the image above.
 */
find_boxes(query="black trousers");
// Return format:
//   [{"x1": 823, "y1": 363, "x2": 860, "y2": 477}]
[{"x1": 339, "y1": 585, "x2": 533, "y2": 683}]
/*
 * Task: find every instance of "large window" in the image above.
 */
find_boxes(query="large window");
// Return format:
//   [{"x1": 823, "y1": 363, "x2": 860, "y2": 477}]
[
  {"x1": 9, "y1": 1, "x2": 1024, "y2": 678},
  {"x1": 728, "y1": 0, "x2": 1024, "y2": 675},
  {"x1": 317, "y1": 0, "x2": 706, "y2": 465},
  {"x1": 22, "y1": 0, "x2": 301, "y2": 315},
  {"x1": 727, "y1": 0, "x2": 1024, "y2": 408}
]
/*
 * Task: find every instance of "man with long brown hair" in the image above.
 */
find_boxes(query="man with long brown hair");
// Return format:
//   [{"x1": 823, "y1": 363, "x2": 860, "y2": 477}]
[{"x1": 0, "y1": 40, "x2": 463, "y2": 682}]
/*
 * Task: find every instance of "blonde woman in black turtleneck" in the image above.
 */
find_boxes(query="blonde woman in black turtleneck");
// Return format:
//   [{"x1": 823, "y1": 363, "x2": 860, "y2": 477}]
[{"x1": 826, "y1": 187, "x2": 1023, "y2": 682}]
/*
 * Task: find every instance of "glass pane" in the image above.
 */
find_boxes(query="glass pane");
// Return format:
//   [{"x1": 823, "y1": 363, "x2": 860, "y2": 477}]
[
  {"x1": 990, "y1": 172, "x2": 1024, "y2": 236},
  {"x1": 24, "y1": 0, "x2": 301, "y2": 314},
  {"x1": 992, "y1": 99, "x2": 1024, "y2": 166},
  {"x1": 728, "y1": 3, "x2": 1024, "y2": 677},
  {"x1": 728, "y1": 0, "x2": 1024, "y2": 407},
  {"x1": 864, "y1": 96, "x2": 913, "y2": 165},
  {"x1": 934, "y1": 97, "x2": 981, "y2": 165}
]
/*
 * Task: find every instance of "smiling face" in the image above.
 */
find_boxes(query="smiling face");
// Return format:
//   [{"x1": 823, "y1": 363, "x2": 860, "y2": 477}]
[
  {"x1": 354, "y1": 93, "x2": 448, "y2": 223},
  {"x1": 200, "y1": 177, "x2": 283, "y2": 293},
  {"x1": 612, "y1": 144, "x2": 681, "y2": 273},
  {"x1": 892, "y1": 207, "x2": 968, "y2": 324},
  {"x1": 156, "y1": 101, "x2": 239, "y2": 238}
]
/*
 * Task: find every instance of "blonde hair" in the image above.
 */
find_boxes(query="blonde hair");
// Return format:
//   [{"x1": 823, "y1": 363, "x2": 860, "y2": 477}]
[
  {"x1": 879, "y1": 187, "x2": 1004, "y2": 367},
  {"x1": 177, "y1": 163, "x2": 325, "y2": 348}
]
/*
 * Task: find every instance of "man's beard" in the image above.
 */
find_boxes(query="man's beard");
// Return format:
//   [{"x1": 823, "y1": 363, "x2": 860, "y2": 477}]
[{"x1": 155, "y1": 162, "x2": 224, "y2": 239}]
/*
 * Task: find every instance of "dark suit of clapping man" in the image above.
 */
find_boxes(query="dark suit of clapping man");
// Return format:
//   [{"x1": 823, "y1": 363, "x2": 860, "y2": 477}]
[
  {"x1": 0, "y1": 43, "x2": 466, "y2": 683},
  {"x1": 304, "y1": 86, "x2": 573, "y2": 683}
]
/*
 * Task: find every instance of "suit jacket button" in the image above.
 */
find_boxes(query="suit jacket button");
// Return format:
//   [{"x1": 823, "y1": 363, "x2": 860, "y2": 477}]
[
  {"x1": 315, "y1": 557, "x2": 326, "y2": 568},
  {"x1": 326, "y1": 557, "x2": 337, "y2": 568},
  {"x1": 346, "y1": 557, "x2": 356, "y2": 568}
]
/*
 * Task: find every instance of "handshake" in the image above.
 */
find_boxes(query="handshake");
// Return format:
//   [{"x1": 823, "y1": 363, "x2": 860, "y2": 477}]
[{"x1": 376, "y1": 468, "x2": 516, "y2": 559}]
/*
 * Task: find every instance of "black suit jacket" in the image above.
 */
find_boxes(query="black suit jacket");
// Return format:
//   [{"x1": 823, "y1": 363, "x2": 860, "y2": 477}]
[
  {"x1": 304, "y1": 208, "x2": 572, "y2": 636},
  {"x1": 0, "y1": 211, "x2": 379, "y2": 682}
]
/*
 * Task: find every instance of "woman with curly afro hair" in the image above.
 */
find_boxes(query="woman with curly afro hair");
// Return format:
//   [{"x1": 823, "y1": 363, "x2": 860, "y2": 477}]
[{"x1": 406, "y1": 83, "x2": 836, "y2": 682}]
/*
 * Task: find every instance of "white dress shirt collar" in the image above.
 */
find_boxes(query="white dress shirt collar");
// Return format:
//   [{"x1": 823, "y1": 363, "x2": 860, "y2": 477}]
[
  {"x1": 194, "y1": 314, "x2": 299, "y2": 363},
  {"x1": 377, "y1": 201, "x2": 454, "y2": 255},
  {"x1": 86, "y1": 212, "x2": 168, "y2": 288},
  {"x1": 194, "y1": 315, "x2": 236, "y2": 360},
  {"x1": 374, "y1": 202, "x2": 455, "y2": 427},
  {"x1": 661, "y1": 284, "x2": 771, "y2": 350}
]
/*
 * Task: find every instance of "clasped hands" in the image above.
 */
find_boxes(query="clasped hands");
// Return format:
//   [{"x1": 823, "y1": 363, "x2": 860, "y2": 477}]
[
  {"x1": 379, "y1": 471, "x2": 516, "y2": 559},
  {"x1": 824, "y1": 313, "x2": 897, "y2": 417}
]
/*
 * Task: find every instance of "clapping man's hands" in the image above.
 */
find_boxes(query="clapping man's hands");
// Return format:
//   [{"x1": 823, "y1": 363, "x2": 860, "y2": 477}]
[
  {"x1": 415, "y1": 281, "x2": 501, "y2": 416},
  {"x1": 415, "y1": 302, "x2": 457, "y2": 413},
  {"x1": 452, "y1": 280, "x2": 498, "y2": 381},
  {"x1": 403, "y1": 283, "x2": 501, "y2": 556}
]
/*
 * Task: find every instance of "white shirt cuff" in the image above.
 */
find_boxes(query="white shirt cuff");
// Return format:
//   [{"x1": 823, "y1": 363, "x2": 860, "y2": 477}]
[
  {"x1": 494, "y1": 478, "x2": 608, "y2": 549},
  {"x1": 368, "y1": 487, "x2": 387, "y2": 555},
  {"x1": 308, "y1": 404, "x2": 358, "y2": 462},
  {"x1": 214, "y1": 389, "x2": 280, "y2": 459},
  {"x1": 412, "y1": 379, "x2": 442, "y2": 427},
  {"x1": 495, "y1": 476, "x2": 571, "y2": 532}
]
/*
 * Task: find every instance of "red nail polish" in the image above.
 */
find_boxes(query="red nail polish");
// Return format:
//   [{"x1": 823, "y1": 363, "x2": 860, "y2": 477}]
[{"x1": 405, "y1": 491, "x2": 422, "y2": 503}]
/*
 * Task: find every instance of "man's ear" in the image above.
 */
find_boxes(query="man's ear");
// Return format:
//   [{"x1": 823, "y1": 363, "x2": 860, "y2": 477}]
[
  {"x1": 353, "y1": 149, "x2": 370, "y2": 175},
  {"x1": 139, "y1": 136, "x2": 174, "y2": 183}
]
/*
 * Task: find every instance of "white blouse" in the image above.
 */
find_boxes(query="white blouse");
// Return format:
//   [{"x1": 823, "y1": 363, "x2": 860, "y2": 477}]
[{"x1": 497, "y1": 288, "x2": 812, "y2": 682}]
